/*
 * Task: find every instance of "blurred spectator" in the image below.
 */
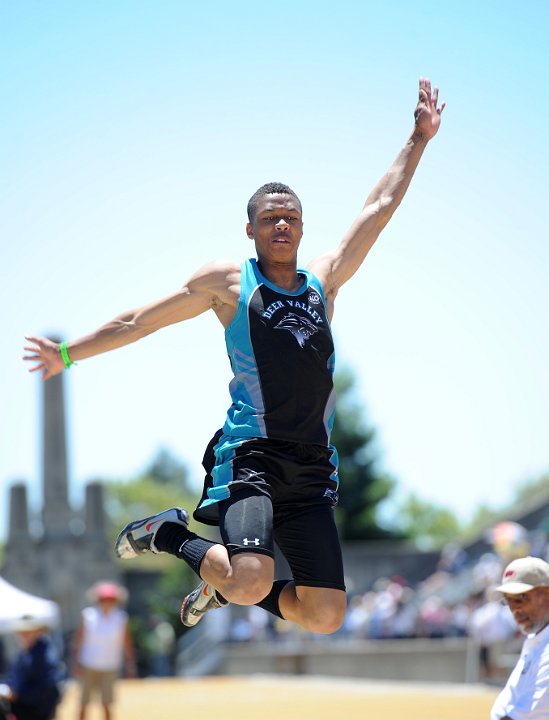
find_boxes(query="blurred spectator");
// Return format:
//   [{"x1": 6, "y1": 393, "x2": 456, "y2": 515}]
[
  {"x1": 437, "y1": 542, "x2": 468, "y2": 575},
  {"x1": 202, "y1": 601, "x2": 231, "y2": 643},
  {"x1": 448, "y1": 600, "x2": 470, "y2": 637},
  {"x1": 528, "y1": 530, "x2": 548, "y2": 561},
  {"x1": 417, "y1": 595, "x2": 452, "y2": 638},
  {"x1": 0, "y1": 639, "x2": 6, "y2": 676},
  {"x1": 0, "y1": 614, "x2": 62, "y2": 720},
  {"x1": 229, "y1": 617, "x2": 253, "y2": 643},
  {"x1": 344, "y1": 594, "x2": 371, "y2": 638},
  {"x1": 368, "y1": 578, "x2": 400, "y2": 639},
  {"x1": 71, "y1": 582, "x2": 136, "y2": 720},
  {"x1": 467, "y1": 590, "x2": 516, "y2": 680},
  {"x1": 490, "y1": 521, "x2": 530, "y2": 564},
  {"x1": 224, "y1": 606, "x2": 272, "y2": 644},
  {"x1": 391, "y1": 587, "x2": 418, "y2": 638},
  {"x1": 147, "y1": 617, "x2": 175, "y2": 677},
  {"x1": 472, "y1": 553, "x2": 503, "y2": 592},
  {"x1": 246, "y1": 606, "x2": 271, "y2": 642}
]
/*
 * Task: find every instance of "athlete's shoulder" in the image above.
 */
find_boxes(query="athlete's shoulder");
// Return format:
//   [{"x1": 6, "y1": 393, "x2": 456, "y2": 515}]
[
  {"x1": 186, "y1": 259, "x2": 241, "y2": 291},
  {"x1": 297, "y1": 263, "x2": 325, "y2": 295},
  {"x1": 193, "y1": 258, "x2": 241, "y2": 277},
  {"x1": 305, "y1": 254, "x2": 331, "y2": 286}
]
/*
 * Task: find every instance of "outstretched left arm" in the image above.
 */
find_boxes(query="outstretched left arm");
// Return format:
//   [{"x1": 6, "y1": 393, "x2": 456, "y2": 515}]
[{"x1": 309, "y1": 77, "x2": 445, "y2": 307}]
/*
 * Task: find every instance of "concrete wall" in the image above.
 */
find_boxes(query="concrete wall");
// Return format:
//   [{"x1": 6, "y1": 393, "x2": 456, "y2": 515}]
[{"x1": 222, "y1": 637, "x2": 479, "y2": 683}]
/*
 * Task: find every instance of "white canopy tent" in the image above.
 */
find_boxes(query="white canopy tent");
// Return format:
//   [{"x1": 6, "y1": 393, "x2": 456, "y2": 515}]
[{"x1": 0, "y1": 576, "x2": 60, "y2": 632}]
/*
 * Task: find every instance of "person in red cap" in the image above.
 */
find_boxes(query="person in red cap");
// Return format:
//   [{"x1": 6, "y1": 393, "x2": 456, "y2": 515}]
[
  {"x1": 71, "y1": 582, "x2": 136, "y2": 720},
  {"x1": 491, "y1": 556, "x2": 549, "y2": 720}
]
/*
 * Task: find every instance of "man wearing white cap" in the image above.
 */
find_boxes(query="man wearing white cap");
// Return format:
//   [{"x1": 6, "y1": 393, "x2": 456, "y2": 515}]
[
  {"x1": 491, "y1": 556, "x2": 549, "y2": 720},
  {"x1": 0, "y1": 615, "x2": 62, "y2": 720}
]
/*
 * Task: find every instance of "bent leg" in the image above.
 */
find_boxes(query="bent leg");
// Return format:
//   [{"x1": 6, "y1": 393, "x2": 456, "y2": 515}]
[
  {"x1": 279, "y1": 584, "x2": 347, "y2": 634},
  {"x1": 200, "y1": 549, "x2": 274, "y2": 605},
  {"x1": 273, "y1": 503, "x2": 347, "y2": 633},
  {"x1": 199, "y1": 489, "x2": 276, "y2": 605}
]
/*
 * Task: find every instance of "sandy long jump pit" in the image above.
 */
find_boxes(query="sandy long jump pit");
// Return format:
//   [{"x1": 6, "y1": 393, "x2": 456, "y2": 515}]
[{"x1": 56, "y1": 675, "x2": 500, "y2": 720}]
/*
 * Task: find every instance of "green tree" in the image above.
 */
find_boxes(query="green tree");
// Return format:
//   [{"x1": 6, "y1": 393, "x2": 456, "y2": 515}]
[
  {"x1": 395, "y1": 492, "x2": 461, "y2": 550},
  {"x1": 461, "y1": 503, "x2": 503, "y2": 542},
  {"x1": 331, "y1": 368, "x2": 400, "y2": 541},
  {"x1": 512, "y1": 473, "x2": 549, "y2": 508},
  {"x1": 459, "y1": 474, "x2": 549, "y2": 543},
  {"x1": 145, "y1": 447, "x2": 193, "y2": 488}
]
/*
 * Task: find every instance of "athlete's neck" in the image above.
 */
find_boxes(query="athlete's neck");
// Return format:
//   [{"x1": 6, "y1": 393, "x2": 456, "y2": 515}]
[{"x1": 256, "y1": 259, "x2": 303, "y2": 292}]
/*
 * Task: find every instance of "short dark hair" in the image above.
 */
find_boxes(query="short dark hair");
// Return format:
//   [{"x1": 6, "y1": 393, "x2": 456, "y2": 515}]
[{"x1": 247, "y1": 182, "x2": 302, "y2": 222}]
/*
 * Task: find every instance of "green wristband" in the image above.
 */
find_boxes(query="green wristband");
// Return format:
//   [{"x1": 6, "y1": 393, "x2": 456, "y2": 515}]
[{"x1": 59, "y1": 341, "x2": 74, "y2": 369}]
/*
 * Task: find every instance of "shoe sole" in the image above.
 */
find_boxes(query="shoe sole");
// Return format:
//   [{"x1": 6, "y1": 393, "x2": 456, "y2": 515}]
[
  {"x1": 180, "y1": 584, "x2": 208, "y2": 628},
  {"x1": 180, "y1": 591, "x2": 200, "y2": 627}
]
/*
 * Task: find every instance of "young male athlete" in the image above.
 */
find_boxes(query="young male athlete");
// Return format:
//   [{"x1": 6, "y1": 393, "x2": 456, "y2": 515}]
[{"x1": 24, "y1": 78, "x2": 444, "y2": 634}]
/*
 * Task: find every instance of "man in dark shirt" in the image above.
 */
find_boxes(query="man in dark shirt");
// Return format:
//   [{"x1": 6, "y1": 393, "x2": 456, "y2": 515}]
[{"x1": 0, "y1": 615, "x2": 62, "y2": 720}]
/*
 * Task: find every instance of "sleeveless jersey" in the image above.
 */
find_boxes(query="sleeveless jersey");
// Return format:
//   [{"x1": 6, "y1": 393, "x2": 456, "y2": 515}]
[
  {"x1": 78, "y1": 606, "x2": 128, "y2": 671},
  {"x1": 222, "y1": 258, "x2": 336, "y2": 446}
]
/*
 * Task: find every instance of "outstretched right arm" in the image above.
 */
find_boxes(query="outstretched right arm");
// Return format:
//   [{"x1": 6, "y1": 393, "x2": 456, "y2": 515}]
[{"x1": 23, "y1": 260, "x2": 239, "y2": 380}]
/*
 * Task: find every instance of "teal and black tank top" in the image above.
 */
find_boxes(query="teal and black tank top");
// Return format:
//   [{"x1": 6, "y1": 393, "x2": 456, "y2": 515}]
[{"x1": 222, "y1": 258, "x2": 336, "y2": 446}]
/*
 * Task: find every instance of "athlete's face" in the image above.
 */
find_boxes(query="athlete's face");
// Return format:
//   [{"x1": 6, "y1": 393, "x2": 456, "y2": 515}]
[
  {"x1": 503, "y1": 587, "x2": 549, "y2": 634},
  {"x1": 246, "y1": 194, "x2": 303, "y2": 265}
]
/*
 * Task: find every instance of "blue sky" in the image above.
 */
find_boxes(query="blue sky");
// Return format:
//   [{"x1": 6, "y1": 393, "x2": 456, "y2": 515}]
[{"x1": 2, "y1": 0, "x2": 548, "y2": 535}]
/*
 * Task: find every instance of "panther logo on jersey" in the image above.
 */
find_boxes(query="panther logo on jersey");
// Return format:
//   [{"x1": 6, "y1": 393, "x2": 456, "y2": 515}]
[{"x1": 274, "y1": 312, "x2": 319, "y2": 348}]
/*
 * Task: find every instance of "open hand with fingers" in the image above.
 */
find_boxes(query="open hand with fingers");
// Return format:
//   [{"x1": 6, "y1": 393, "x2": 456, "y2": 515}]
[
  {"x1": 23, "y1": 336, "x2": 65, "y2": 380},
  {"x1": 414, "y1": 77, "x2": 445, "y2": 141}
]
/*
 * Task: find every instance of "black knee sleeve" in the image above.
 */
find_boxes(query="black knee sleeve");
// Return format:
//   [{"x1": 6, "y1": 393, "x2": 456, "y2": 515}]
[
  {"x1": 219, "y1": 489, "x2": 274, "y2": 558},
  {"x1": 255, "y1": 579, "x2": 290, "y2": 619}
]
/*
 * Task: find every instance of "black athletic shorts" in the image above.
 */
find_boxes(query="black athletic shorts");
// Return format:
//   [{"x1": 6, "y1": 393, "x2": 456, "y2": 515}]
[{"x1": 193, "y1": 433, "x2": 345, "y2": 591}]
